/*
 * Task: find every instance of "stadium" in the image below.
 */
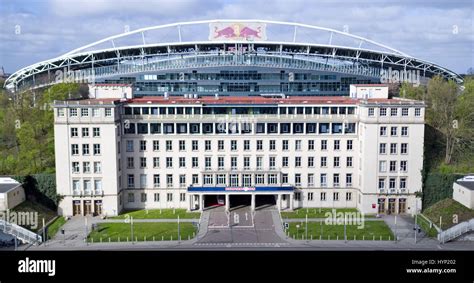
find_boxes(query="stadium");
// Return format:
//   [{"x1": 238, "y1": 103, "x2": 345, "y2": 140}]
[{"x1": 4, "y1": 19, "x2": 463, "y2": 95}]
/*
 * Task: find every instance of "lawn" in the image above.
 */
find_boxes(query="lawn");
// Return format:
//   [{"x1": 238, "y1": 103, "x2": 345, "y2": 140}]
[
  {"x1": 87, "y1": 222, "x2": 197, "y2": 242},
  {"x1": 111, "y1": 209, "x2": 201, "y2": 220},
  {"x1": 11, "y1": 200, "x2": 57, "y2": 232},
  {"x1": 281, "y1": 208, "x2": 374, "y2": 219},
  {"x1": 423, "y1": 198, "x2": 474, "y2": 230},
  {"x1": 286, "y1": 220, "x2": 394, "y2": 240},
  {"x1": 46, "y1": 216, "x2": 67, "y2": 240},
  {"x1": 417, "y1": 214, "x2": 439, "y2": 238}
]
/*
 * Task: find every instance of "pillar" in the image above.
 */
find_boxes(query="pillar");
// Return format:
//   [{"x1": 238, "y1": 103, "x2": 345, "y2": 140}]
[
  {"x1": 225, "y1": 194, "x2": 230, "y2": 212},
  {"x1": 251, "y1": 194, "x2": 255, "y2": 211},
  {"x1": 289, "y1": 193, "x2": 294, "y2": 210},
  {"x1": 276, "y1": 194, "x2": 281, "y2": 211},
  {"x1": 200, "y1": 194, "x2": 205, "y2": 211}
]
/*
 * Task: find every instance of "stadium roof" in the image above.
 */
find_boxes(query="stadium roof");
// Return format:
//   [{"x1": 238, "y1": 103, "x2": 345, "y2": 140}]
[{"x1": 5, "y1": 19, "x2": 463, "y2": 92}]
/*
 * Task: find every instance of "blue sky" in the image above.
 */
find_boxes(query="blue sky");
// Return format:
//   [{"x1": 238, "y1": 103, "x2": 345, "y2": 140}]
[{"x1": 0, "y1": 0, "x2": 472, "y2": 74}]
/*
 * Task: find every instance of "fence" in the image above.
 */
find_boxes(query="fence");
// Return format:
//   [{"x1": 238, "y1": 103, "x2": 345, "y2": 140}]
[
  {"x1": 0, "y1": 219, "x2": 42, "y2": 245},
  {"x1": 438, "y1": 218, "x2": 474, "y2": 243}
]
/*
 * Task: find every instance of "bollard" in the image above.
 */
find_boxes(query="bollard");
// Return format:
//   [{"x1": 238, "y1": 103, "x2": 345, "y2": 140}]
[
  {"x1": 145, "y1": 236, "x2": 147, "y2": 242},
  {"x1": 100, "y1": 237, "x2": 102, "y2": 243},
  {"x1": 311, "y1": 235, "x2": 313, "y2": 241},
  {"x1": 171, "y1": 235, "x2": 173, "y2": 241},
  {"x1": 336, "y1": 235, "x2": 338, "y2": 241},
  {"x1": 354, "y1": 235, "x2": 356, "y2": 241},
  {"x1": 380, "y1": 235, "x2": 382, "y2": 241},
  {"x1": 188, "y1": 235, "x2": 190, "y2": 240},
  {"x1": 153, "y1": 236, "x2": 155, "y2": 241},
  {"x1": 118, "y1": 237, "x2": 120, "y2": 242},
  {"x1": 363, "y1": 235, "x2": 365, "y2": 241},
  {"x1": 373, "y1": 235, "x2": 375, "y2": 241},
  {"x1": 319, "y1": 235, "x2": 322, "y2": 240},
  {"x1": 109, "y1": 237, "x2": 111, "y2": 243},
  {"x1": 127, "y1": 237, "x2": 129, "y2": 242},
  {"x1": 136, "y1": 237, "x2": 137, "y2": 242},
  {"x1": 91, "y1": 238, "x2": 94, "y2": 244},
  {"x1": 193, "y1": 232, "x2": 195, "y2": 238},
  {"x1": 162, "y1": 236, "x2": 164, "y2": 241},
  {"x1": 389, "y1": 236, "x2": 391, "y2": 241},
  {"x1": 328, "y1": 235, "x2": 330, "y2": 240}
]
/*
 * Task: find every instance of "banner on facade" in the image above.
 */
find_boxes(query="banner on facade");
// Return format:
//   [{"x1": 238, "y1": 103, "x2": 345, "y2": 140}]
[{"x1": 209, "y1": 22, "x2": 267, "y2": 41}]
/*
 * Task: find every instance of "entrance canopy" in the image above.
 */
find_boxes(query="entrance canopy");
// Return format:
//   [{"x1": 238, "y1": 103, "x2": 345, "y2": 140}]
[{"x1": 188, "y1": 186, "x2": 294, "y2": 193}]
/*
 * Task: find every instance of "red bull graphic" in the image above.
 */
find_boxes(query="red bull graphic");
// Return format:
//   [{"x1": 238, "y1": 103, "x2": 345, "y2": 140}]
[{"x1": 209, "y1": 22, "x2": 267, "y2": 41}]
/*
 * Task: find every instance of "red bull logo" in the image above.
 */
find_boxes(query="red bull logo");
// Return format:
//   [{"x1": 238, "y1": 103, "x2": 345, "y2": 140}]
[{"x1": 209, "y1": 22, "x2": 267, "y2": 41}]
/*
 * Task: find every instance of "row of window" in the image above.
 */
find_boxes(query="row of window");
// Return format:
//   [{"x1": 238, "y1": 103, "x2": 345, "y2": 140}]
[
  {"x1": 127, "y1": 192, "x2": 185, "y2": 203},
  {"x1": 379, "y1": 143, "x2": 409, "y2": 155},
  {"x1": 71, "y1": 144, "x2": 102, "y2": 156},
  {"x1": 125, "y1": 139, "x2": 354, "y2": 152},
  {"x1": 378, "y1": 177, "x2": 408, "y2": 190},
  {"x1": 70, "y1": 127, "x2": 101, "y2": 138},
  {"x1": 379, "y1": 160, "x2": 409, "y2": 173},
  {"x1": 126, "y1": 173, "x2": 353, "y2": 188},
  {"x1": 72, "y1": 162, "x2": 102, "y2": 174},
  {"x1": 379, "y1": 126, "x2": 409, "y2": 137},
  {"x1": 368, "y1": 107, "x2": 422, "y2": 117},
  {"x1": 72, "y1": 179, "x2": 102, "y2": 195},
  {"x1": 123, "y1": 156, "x2": 354, "y2": 170},
  {"x1": 60, "y1": 108, "x2": 112, "y2": 118},
  {"x1": 123, "y1": 122, "x2": 357, "y2": 135}
]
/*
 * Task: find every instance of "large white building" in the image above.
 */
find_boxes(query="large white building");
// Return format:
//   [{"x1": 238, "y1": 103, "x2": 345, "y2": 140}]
[{"x1": 53, "y1": 84, "x2": 425, "y2": 217}]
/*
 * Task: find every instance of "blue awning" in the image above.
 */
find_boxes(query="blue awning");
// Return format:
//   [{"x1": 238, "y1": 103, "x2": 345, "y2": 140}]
[{"x1": 187, "y1": 186, "x2": 294, "y2": 192}]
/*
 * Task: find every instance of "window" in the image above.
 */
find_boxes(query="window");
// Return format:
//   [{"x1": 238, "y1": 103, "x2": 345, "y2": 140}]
[
  {"x1": 334, "y1": 140, "x2": 340, "y2": 150},
  {"x1": 378, "y1": 178, "x2": 385, "y2": 189},
  {"x1": 205, "y1": 157, "x2": 211, "y2": 170},
  {"x1": 401, "y1": 143, "x2": 408, "y2": 154},
  {"x1": 282, "y1": 140, "x2": 289, "y2": 151},
  {"x1": 71, "y1": 128, "x2": 78, "y2": 137},
  {"x1": 128, "y1": 193, "x2": 135, "y2": 203},
  {"x1": 71, "y1": 144, "x2": 79, "y2": 155},
  {"x1": 244, "y1": 140, "x2": 250, "y2": 151},
  {"x1": 400, "y1": 161, "x2": 408, "y2": 172},
  {"x1": 82, "y1": 144, "x2": 90, "y2": 155},
  {"x1": 105, "y1": 108, "x2": 112, "y2": 117},
  {"x1": 217, "y1": 174, "x2": 226, "y2": 185},
  {"x1": 72, "y1": 162, "x2": 80, "y2": 173},
  {"x1": 154, "y1": 193, "x2": 160, "y2": 202},
  {"x1": 256, "y1": 156, "x2": 263, "y2": 170},
  {"x1": 401, "y1": 126, "x2": 408, "y2": 136},
  {"x1": 82, "y1": 128, "x2": 89, "y2": 137},
  {"x1": 346, "y1": 156, "x2": 353, "y2": 167},
  {"x1": 400, "y1": 178, "x2": 407, "y2": 189},
  {"x1": 192, "y1": 140, "x2": 198, "y2": 151},
  {"x1": 368, "y1": 108, "x2": 375, "y2": 116},
  {"x1": 153, "y1": 140, "x2": 160, "y2": 151},
  {"x1": 415, "y1": 108, "x2": 421, "y2": 116},
  {"x1": 231, "y1": 157, "x2": 237, "y2": 170},
  {"x1": 153, "y1": 175, "x2": 160, "y2": 187},
  {"x1": 257, "y1": 140, "x2": 263, "y2": 151},
  {"x1": 205, "y1": 140, "x2": 211, "y2": 151},
  {"x1": 390, "y1": 108, "x2": 398, "y2": 116},
  {"x1": 390, "y1": 127, "x2": 397, "y2": 136},
  {"x1": 321, "y1": 140, "x2": 327, "y2": 150},
  {"x1": 308, "y1": 140, "x2": 315, "y2": 150},
  {"x1": 402, "y1": 108, "x2": 409, "y2": 116},
  {"x1": 127, "y1": 175, "x2": 135, "y2": 188},
  {"x1": 308, "y1": 174, "x2": 314, "y2": 187},
  {"x1": 166, "y1": 140, "x2": 173, "y2": 151},
  {"x1": 281, "y1": 174, "x2": 288, "y2": 184},
  {"x1": 179, "y1": 175, "x2": 186, "y2": 187},
  {"x1": 379, "y1": 161, "x2": 386, "y2": 172},
  {"x1": 308, "y1": 157, "x2": 314, "y2": 167},
  {"x1": 126, "y1": 140, "x2": 134, "y2": 152},
  {"x1": 140, "y1": 157, "x2": 147, "y2": 168},
  {"x1": 320, "y1": 192, "x2": 326, "y2": 201},
  {"x1": 92, "y1": 108, "x2": 100, "y2": 117},
  {"x1": 140, "y1": 140, "x2": 147, "y2": 151},
  {"x1": 231, "y1": 140, "x2": 237, "y2": 151},
  {"x1": 294, "y1": 174, "x2": 301, "y2": 186},
  {"x1": 320, "y1": 156, "x2": 327, "y2": 167},
  {"x1": 346, "y1": 174, "x2": 352, "y2": 187},
  {"x1": 218, "y1": 157, "x2": 224, "y2": 170},
  {"x1": 379, "y1": 108, "x2": 387, "y2": 116},
  {"x1": 192, "y1": 157, "x2": 199, "y2": 168},
  {"x1": 389, "y1": 178, "x2": 396, "y2": 189},
  {"x1": 333, "y1": 157, "x2": 340, "y2": 167},
  {"x1": 72, "y1": 180, "x2": 80, "y2": 195},
  {"x1": 57, "y1": 108, "x2": 65, "y2": 117},
  {"x1": 180, "y1": 193, "x2": 186, "y2": 202},
  {"x1": 69, "y1": 108, "x2": 78, "y2": 117},
  {"x1": 269, "y1": 157, "x2": 276, "y2": 170},
  {"x1": 347, "y1": 140, "x2": 353, "y2": 150},
  {"x1": 167, "y1": 193, "x2": 173, "y2": 202},
  {"x1": 268, "y1": 174, "x2": 277, "y2": 185},
  {"x1": 93, "y1": 127, "x2": 100, "y2": 137},
  {"x1": 320, "y1": 174, "x2": 327, "y2": 187},
  {"x1": 380, "y1": 126, "x2": 387, "y2": 136},
  {"x1": 346, "y1": 192, "x2": 352, "y2": 201},
  {"x1": 179, "y1": 140, "x2": 186, "y2": 151},
  {"x1": 389, "y1": 161, "x2": 397, "y2": 172},
  {"x1": 192, "y1": 174, "x2": 199, "y2": 185},
  {"x1": 153, "y1": 157, "x2": 160, "y2": 168},
  {"x1": 127, "y1": 157, "x2": 134, "y2": 169},
  {"x1": 166, "y1": 174, "x2": 173, "y2": 187},
  {"x1": 244, "y1": 157, "x2": 250, "y2": 170},
  {"x1": 379, "y1": 143, "x2": 386, "y2": 154},
  {"x1": 295, "y1": 140, "x2": 302, "y2": 151},
  {"x1": 308, "y1": 192, "x2": 314, "y2": 201},
  {"x1": 94, "y1": 162, "x2": 101, "y2": 173},
  {"x1": 81, "y1": 108, "x2": 89, "y2": 117},
  {"x1": 390, "y1": 143, "x2": 397, "y2": 154},
  {"x1": 93, "y1": 144, "x2": 101, "y2": 155},
  {"x1": 333, "y1": 192, "x2": 339, "y2": 201},
  {"x1": 140, "y1": 192, "x2": 147, "y2": 203},
  {"x1": 166, "y1": 157, "x2": 173, "y2": 168},
  {"x1": 230, "y1": 174, "x2": 239, "y2": 186},
  {"x1": 333, "y1": 174, "x2": 340, "y2": 187},
  {"x1": 179, "y1": 157, "x2": 186, "y2": 168},
  {"x1": 269, "y1": 140, "x2": 276, "y2": 151}
]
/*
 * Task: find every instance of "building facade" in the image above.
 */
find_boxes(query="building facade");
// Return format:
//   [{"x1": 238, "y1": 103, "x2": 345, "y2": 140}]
[{"x1": 54, "y1": 85, "x2": 424, "y2": 217}]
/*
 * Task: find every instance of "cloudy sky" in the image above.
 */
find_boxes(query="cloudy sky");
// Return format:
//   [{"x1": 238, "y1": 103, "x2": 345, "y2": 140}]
[{"x1": 0, "y1": 0, "x2": 472, "y2": 74}]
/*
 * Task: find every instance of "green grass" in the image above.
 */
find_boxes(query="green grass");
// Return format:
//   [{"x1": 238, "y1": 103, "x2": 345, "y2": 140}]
[
  {"x1": 11, "y1": 200, "x2": 57, "y2": 232},
  {"x1": 286, "y1": 220, "x2": 394, "y2": 240},
  {"x1": 87, "y1": 222, "x2": 197, "y2": 242},
  {"x1": 423, "y1": 198, "x2": 474, "y2": 230},
  {"x1": 111, "y1": 209, "x2": 200, "y2": 220},
  {"x1": 46, "y1": 217, "x2": 67, "y2": 239},
  {"x1": 417, "y1": 214, "x2": 439, "y2": 238},
  {"x1": 281, "y1": 208, "x2": 373, "y2": 219}
]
